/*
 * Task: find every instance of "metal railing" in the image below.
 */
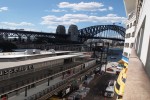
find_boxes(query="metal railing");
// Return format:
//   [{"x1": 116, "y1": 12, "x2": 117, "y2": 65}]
[{"x1": 34, "y1": 63, "x2": 98, "y2": 100}]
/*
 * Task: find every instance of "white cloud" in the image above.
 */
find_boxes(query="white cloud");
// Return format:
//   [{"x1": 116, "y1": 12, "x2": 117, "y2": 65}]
[
  {"x1": 23, "y1": 28, "x2": 39, "y2": 31},
  {"x1": 58, "y1": 2, "x2": 106, "y2": 12},
  {"x1": 0, "y1": 26, "x2": 38, "y2": 32},
  {"x1": 108, "y1": 6, "x2": 113, "y2": 11},
  {"x1": 106, "y1": 14, "x2": 117, "y2": 17},
  {"x1": 98, "y1": 8, "x2": 107, "y2": 11},
  {"x1": 0, "y1": 7, "x2": 8, "y2": 12},
  {"x1": 0, "y1": 22, "x2": 34, "y2": 27},
  {"x1": 41, "y1": 13, "x2": 126, "y2": 28},
  {"x1": 51, "y1": 9, "x2": 67, "y2": 12},
  {"x1": 90, "y1": 13, "x2": 98, "y2": 15}
]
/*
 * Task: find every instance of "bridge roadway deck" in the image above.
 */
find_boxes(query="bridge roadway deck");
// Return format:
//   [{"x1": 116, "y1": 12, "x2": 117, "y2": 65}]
[{"x1": 0, "y1": 61, "x2": 83, "y2": 94}]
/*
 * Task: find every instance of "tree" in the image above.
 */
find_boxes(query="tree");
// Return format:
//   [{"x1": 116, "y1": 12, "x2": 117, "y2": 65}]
[{"x1": 0, "y1": 42, "x2": 17, "y2": 52}]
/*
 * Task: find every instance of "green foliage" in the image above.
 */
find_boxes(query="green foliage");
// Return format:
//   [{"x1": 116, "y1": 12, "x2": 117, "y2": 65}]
[{"x1": 0, "y1": 42, "x2": 17, "y2": 52}]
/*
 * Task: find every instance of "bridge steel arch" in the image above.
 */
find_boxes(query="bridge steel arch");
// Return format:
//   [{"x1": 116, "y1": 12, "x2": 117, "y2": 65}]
[
  {"x1": 78, "y1": 25, "x2": 126, "y2": 42},
  {"x1": 0, "y1": 29, "x2": 69, "y2": 42}
]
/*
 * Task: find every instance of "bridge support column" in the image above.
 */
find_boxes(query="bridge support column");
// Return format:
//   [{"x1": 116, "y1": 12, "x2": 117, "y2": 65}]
[
  {"x1": 89, "y1": 43, "x2": 91, "y2": 51},
  {"x1": 25, "y1": 86, "x2": 27, "y2": 97},
  {"x1": 18, "y1": 35, "x2": 22, "y2": 42},
  {"x1": 48, "y1": 78, "x2": 50, "y2": 86},
  {"x1": 0, "y1": 34, "x2": 4, "y2": 42},
  {"x1": 27, "y1": 36, "x2": 31, "y2": 43}
]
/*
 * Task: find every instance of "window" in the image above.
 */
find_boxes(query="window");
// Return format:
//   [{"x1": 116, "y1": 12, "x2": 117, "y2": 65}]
[
  {"x1": 122, "y1": 78, "x2": 126, "y2": 83},
  {"x1": 0, "y1": 71, "x2": 3, "y2": 76},
  {"x1": 127, "y1": 43, "x2": 129, "y2": 47},
  {"x1": 125, "y1": 34, "x2": 128, "y2": 38},
  {"x1": 130, "y1": 43, "x2": 134, "y2": 48},
  {"x1": 117, "y1": 95, "x2": 123, "y2": 99},
  {"x1": 128, "y1": 33, "x2": 131, "y2": 38},
  {"x1": 132, "y1": 32, "x2": 135, "y2": 37},
  {"x1": 130, "y1": 23, "x2": 132, "y2": 28},
  {"x1": 126, "y1": 33, "x2": 131, "y2": 38},
  {"x1": 133, "y1": 21, "x2": 136, "y2": 26},
  {"x1": 124, "y1": 43, "x2": 127, "y2": 47},
  {"x1": 124, "y1": 52, "x2": 128, "y2": 57},
  {"x1": 126, "y1": 25, "x2": 129, "y2": 29},
  {"x1": 116, "y1": 82, "x2": 120, "y2": 90},
  {"x1": 125, "y1": 43, "x2": 129, "y2": 48}
]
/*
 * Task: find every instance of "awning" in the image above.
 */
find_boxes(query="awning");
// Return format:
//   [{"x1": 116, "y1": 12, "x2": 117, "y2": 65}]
[
  {"x1": 118, "y1": 56, "x2": 129, "y2": 67},
  {"x1": 122, "y1": 56, "x2": 129, "y2": 64},
  {"x1": 118, "y1": 60, "x2": 124, "y2": 64}
]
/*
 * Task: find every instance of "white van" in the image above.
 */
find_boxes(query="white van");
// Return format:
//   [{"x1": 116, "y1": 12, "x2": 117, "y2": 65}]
[{"x1": 104, "y1": 80, "x2": 116, "y2": 97}]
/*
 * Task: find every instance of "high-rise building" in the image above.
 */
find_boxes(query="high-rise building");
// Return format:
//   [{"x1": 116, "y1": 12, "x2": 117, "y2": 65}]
[
  {"x1": 68, "y1": 24, "x2": 79, "y2": 41},
  {"x1": 56, "y1": 25, "x2": 66, "y2": 34}
]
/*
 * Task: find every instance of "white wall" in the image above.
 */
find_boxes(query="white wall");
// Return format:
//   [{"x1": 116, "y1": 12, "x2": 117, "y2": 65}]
[
  {"x1": 123, "y1": 16, "x2": 136, "y2": 57},
  {"x1": 135, "y1": 0, "x2": 150, "y2": 66}
]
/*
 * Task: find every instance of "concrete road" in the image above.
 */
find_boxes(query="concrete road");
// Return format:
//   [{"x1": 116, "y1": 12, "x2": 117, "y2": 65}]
[{"x1": 83, "y1": 73, "x2": 117, "y2": 100}]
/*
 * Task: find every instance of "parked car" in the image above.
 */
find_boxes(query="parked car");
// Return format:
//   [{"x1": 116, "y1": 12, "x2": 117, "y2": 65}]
[
  {"x1": 104, "y1": 80, "x2": 116, "y2": 97},
  {"x1": 117, "y1": 66, "x2": 123, "y2": 70},
  {"x1": 116, "y1": 71, "x2": 120, "y2": 75},
  {"x1": 107, "y1": 68, "x2": 114, "y2": 72},
  {"x1": 110, "y1": 56, "x2": 116, "y2": 59},
  {"x1": 111, "y1": 64, "x2": 117, "y2": 68}
]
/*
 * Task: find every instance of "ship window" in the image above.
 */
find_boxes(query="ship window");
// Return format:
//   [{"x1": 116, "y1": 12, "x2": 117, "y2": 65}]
[
  {"x1": 116, "y1": 82, "x2": 120, "y2": 90},
  {"x1": 0, "y1": 71, "x2": 3, "y2": 76},
  {"x1": 130, "y1": 23, "x2": 132, "y2": 28},
  {"x1": 132, "y1": 32, "x2": 135, "y2": 37},
  {"x1": 118, "y1": 95, "x2": 122, "y2": 99},
  {"x1": 133, "y1": 21, "x2": 136, "y2": 26},
  {"x1": 122, "y1": 78, "x2": 126, "y2": 83}
]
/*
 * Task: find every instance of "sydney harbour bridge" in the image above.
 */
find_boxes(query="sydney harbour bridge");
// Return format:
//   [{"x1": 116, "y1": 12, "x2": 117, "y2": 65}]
[{"x1": 0, "y1": 24, "x2": 125, "y2": 50}]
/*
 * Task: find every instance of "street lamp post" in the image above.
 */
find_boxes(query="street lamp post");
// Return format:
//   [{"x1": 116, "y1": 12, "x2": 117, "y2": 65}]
[{"x1": 106, "y1": 42, "x2": 109, "y2": 72}]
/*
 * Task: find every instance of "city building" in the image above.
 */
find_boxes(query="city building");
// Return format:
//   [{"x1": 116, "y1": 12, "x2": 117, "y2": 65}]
[
  {"x1": 68, "y1": 24, "x2": 79, "y2": 42},
  {"x1": 0, "y1": 49, "x2": 98, "y2": 100},
  {"x1": 56, "y1": 25, "x2": 66, "y2": 35},
  {"x1": 120, "y1": 0, "x2": 150, "y2": 100}
]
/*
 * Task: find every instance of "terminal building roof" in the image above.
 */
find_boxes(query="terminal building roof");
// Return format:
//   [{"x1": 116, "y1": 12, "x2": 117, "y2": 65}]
[
  {"x1": 0, "y1": 51, "x2": 74, "y2": 59},
  {"x1": 0, "y1": 54, "x2": 80, "y2": 70}
]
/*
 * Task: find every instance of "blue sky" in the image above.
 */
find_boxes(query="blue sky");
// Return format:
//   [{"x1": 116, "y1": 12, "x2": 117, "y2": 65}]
[{"x1": 0, "y1": 0, "x2": 126, "y2": 33}]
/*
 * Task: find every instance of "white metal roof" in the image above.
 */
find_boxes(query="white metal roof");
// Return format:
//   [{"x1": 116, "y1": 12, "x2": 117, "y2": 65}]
[
  {"x1": 0, "y1": 54, "x2": 79, "y2": 70},
  {"x1": 0, "y1": 51, "x2": 73, "y2": 58},
  {"x1": 106, "y1": 86, "x2": 114, "y2": 92}
]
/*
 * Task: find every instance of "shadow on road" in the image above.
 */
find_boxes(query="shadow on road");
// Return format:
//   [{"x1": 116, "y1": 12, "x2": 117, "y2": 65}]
[{"x1": 83, "y1": 73, "x2": 117, "y2": 100}]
